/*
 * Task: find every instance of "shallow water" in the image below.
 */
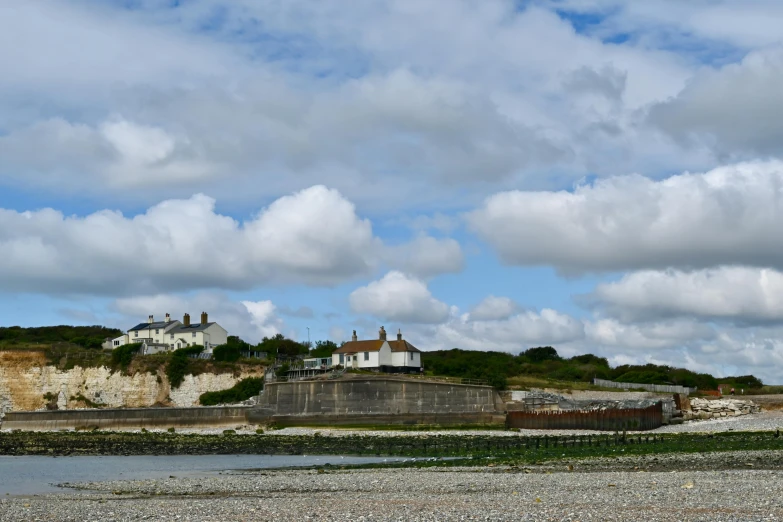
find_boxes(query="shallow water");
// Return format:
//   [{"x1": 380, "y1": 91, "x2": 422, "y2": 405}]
[{"x1": 0, "y1": 454, "x2": 403, "y2": 496}]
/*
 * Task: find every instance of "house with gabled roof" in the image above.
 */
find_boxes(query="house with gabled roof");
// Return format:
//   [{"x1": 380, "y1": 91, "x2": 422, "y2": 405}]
[
  {"x1": 109, "y1": 312, "x2": 228, "y2": 355},
  {"x1": 331, "y1": 326, "x2": 422, "y2": 373}
]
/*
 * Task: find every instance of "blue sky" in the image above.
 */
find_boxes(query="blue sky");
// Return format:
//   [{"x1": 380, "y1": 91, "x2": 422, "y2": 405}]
[{"x1": 3, "y1": 0, "x2": 783, "y2": 382}]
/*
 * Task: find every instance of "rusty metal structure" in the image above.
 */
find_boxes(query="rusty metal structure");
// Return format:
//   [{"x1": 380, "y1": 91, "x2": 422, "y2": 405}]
[{"x1": 506, "y1": 402, "x2": 663, "y2": 431}]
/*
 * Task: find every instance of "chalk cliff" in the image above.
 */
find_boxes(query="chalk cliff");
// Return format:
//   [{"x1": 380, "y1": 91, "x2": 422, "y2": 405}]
[{"x1": 0, "y1": 351, "x2": 263, "y2": 417}]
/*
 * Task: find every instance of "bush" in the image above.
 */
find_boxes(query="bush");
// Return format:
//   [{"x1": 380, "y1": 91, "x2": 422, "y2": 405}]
[
  {"x1": 275, "y1": 363, "x2": 290, "y2": 378},
  {"x1": 111, "y1": 343, "x2": 142, "y2": 369},
  {"x1": 199, "y1": 378, "x2": 264, "y2": 406},
  {"x1": 166, "y1": 345, "x2": 204, "y2": 388},
  {"x1": 212, "y1": 344, "x2": 242, "y2": 362}
]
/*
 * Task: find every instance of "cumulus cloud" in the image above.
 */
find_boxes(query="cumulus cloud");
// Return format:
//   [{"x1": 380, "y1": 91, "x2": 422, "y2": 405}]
[
  {"x1": 384, "y1": 235, "x2": 464, "y2": 278},
  {"x1": 431, "y1": 308, "x2": 586, "y2": 351},
  {"x1": 349, "y1": 271, "x2": 450, "y2": 324},
  {"x1": 468, "y1": 296, "x2": 519, "y2": 321},
  {"x1": 0, "y1": 185, "x2": 377, "y2": 295},
  {"x1": 649, "y1": 48, "x2": 783, "y2": 157},
  {"x1": 111, "y1": 292, "x2": 283, "y2": 343},
  {"x1": 468, "y1": 161, "x2": 783, "y2": 273},
  {"x1": 589, "y1": 267, "x2": 783, "y2": 324}
]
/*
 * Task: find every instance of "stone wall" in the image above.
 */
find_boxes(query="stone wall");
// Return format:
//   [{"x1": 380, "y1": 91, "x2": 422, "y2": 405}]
[
  {"x1": 685, "y1": 397, "x2": 760, "y2": 420},
  {"x1": 0, "y1": 351, "x2": 263, "y2": 419}
]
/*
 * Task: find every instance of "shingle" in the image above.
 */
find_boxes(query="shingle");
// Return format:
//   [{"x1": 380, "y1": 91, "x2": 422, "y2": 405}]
[{"x1": 332, "y1": 340, "x2": 384, "y2": 353}]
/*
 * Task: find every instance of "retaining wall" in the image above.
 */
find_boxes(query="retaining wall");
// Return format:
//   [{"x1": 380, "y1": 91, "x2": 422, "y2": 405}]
[
  {"x1": 1, "y1": 406, "x2": 250, "y2": 431},
  {"x1": 249, "y1": 378, "x2": 504, "y2": 425}
]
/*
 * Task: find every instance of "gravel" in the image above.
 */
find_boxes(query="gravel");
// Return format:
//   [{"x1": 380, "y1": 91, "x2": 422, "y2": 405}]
[{"x1": 4, "y1": 452, "x2": 783, "y2": 521}]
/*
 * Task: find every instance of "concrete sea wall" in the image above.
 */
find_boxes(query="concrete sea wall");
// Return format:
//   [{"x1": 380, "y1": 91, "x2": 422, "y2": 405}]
[
  {"x1": 1, "y1": 406, "x2": 251, "y2": 431},
  {"x1": 249, "y1": 378, "x2": 505, "y2": 426}
]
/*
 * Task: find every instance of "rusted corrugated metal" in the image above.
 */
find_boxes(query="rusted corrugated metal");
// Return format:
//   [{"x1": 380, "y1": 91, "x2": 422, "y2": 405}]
[{"x1": 506, "y1": 402, "x2": 663, "y2": 431}]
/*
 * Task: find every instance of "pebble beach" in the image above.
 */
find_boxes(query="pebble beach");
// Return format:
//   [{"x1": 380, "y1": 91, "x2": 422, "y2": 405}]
[{"x1": 3, "y1": 412, "x2": 783, "y2": 521}]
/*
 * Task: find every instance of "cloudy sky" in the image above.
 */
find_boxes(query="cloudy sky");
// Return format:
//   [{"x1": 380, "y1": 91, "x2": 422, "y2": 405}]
[{"x1": 2, "y1": 0, "x2": 783, "y2": 382}]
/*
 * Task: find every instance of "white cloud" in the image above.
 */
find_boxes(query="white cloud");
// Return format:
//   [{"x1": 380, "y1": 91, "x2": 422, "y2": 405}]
[
  {"x1": 430, "y1": 308, "x2": 586, "y2": 351},
  {"x1": 384, "y1": 235, "x2": 464, "y2": 278},
  {"x1": 0, "y1": 185, "x2": 377, "y2": 294},
  {"x1": 468, "y1": 161, "x2": 783, "y2": 273},
  {"x1": 590, "y1": 267, "x2": 783, "y2": 323},
  {"x1": 649, "y1": 48, "x2": 783, "y2": 158},
  {"x1": 111, "y1": 292, "x2": 282, "y2": 343},
  {"x1": 468, "y1": 296, "x2": 519, "y2": 321},
  {"x1": 349, "y1": 271, "x2": 450, "y2": 324}
]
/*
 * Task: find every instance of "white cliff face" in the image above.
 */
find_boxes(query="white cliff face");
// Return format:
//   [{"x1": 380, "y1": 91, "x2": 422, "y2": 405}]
[{"x1": 0, "y1": 351, "x2": 263, "y2": 416}]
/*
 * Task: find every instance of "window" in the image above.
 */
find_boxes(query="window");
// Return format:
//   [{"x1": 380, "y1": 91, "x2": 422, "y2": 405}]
[
  {"x1": 192, "y1": 332, "x2": 196, "y2": 338},
  {"x1": 364, "y1": 352, "x2": 369, "y2": 361},
  {"x1": 339, "y1": 354, "x2": 344, "y2": 364},
  {"x1": 155, "y1": 329, "x2": 159, "y2": 334},
  {"x1": 114, "y1": 340, "x2": 120, "y2": 346},
  {"x1": 170, "y1": 344, "x2": 174, "y2": 349},
  {"x1": 170, "y1": 334, "x2": 174, "y2": 339},
  {"x1": 410, "y1": 352, "x2": 414, "y2": 361},
  {"x1": 134, "y1": 332, "x2": 138, "y2": 338}
]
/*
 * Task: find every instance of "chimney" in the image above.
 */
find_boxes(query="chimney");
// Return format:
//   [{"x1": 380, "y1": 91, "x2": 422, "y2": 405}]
[
  {"x1": 397, "y1": 328, "x2": 402, "y2": 341},
  {"x1": 379, "y1": 326, "x2": 387, "y2": 341},
  {"x1": 183, "y1": 313, "x2": 190, "y2": 326},
  {"x1": 201, "y1": 311, "x2": 208, "y2": 324},
  {"x1": 148, "y1": 314, "x2": 154, "y2": 324},
  {"x1": 351, "y1": 330, "x2": 357, "y2": 342},
  {"x1": 165, "y1": 313, "x2": 170, "y2": 323}
]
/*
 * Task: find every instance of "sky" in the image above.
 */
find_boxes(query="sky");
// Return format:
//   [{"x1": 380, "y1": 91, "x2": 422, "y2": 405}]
[{"x1": 2, "y1": 0, "x2": 783, "y2": 382}]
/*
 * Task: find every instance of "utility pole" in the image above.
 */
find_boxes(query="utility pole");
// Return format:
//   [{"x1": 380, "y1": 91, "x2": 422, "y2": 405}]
[{"x1": 307, "y1": 327, "x2": 310, "y2": 349}]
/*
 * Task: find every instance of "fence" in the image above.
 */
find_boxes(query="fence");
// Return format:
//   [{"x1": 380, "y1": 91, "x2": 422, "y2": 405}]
[
  {"x1": 507, "y1": 402, "x2": 663, "y2": 431},
  {"x1": 593, "y1": 378, "x2": 697, "y2": 395}
]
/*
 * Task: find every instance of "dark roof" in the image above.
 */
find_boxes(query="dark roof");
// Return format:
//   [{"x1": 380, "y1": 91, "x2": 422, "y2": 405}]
[
  {"x1": 167, "y1": 322, "x2": 216, "y2": 334},
  {"x1": 128, "y1": 321, "x2": 174, "y2": 332},
  {"x1": 333, "y1": 340, "x2": 384, "y2": 354},
  {"x1": 388, "y1": 340, "x2": 421, "y2": 353}
]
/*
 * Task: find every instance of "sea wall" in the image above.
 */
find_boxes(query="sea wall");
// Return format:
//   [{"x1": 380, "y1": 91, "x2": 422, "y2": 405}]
[
  {"x1": 0, "y1": 351, "x2": 263, "y2": 418},
  {"x1": 249, "y1": 378, "x2": 505, "y2": 426},
  {"x1": 1, "y1": 406, "x2": 251, "y2": 431}
]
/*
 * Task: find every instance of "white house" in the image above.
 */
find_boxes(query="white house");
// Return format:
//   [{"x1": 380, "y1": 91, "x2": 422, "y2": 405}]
[
  {"x1": 110, "y1": 312, "x2": 228, "y2": 355},
  {"x1": 331, "y1": 326, "x2": 422, "y2": 373}
]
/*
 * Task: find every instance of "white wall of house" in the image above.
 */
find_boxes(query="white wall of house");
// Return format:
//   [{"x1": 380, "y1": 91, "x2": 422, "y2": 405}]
[
  {"x1": 110, "y1": 334, "x2": 130, "y2": 349},
  {"x1": 391, "y1": 351, "x2": 421, "y2": 367},
  {"x1": 203, "y1": 324, "x2": 228, "y2": 351}
]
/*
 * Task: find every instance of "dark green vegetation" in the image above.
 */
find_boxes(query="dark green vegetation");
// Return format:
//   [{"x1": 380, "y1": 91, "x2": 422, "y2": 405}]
[
  {"x1": 423, "y1": 347, "x2": 760, "y2": 391},
  {"x1": 310, "y1": 340, "x2": 339, "y2": 358},
  {"x1": 110, "y1": 343, "x2": 142, "y2": 370},
  {"x1": 166, "y1": 346, "x2": 204, "y2": 388},
  {"x1": 199, "y1": 378, "x2": 264, "y2": 406},
  {"x1": 0, "y1": 325, "x2": 121, "y2": 350},
  {"x1": 2, "y1": 431, "x2": 783, "y2": 466}
]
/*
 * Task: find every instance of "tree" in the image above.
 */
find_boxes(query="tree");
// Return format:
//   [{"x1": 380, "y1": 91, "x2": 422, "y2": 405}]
[
  {"x1": 258, "y1": 334, "x2": 308, "y2": 358},
  {"x1": 310, "y1": 340, "x2": 339, "y2": 358},
  {"x1": 521, "y1": 346, "x2": 561, "y2": 363}
]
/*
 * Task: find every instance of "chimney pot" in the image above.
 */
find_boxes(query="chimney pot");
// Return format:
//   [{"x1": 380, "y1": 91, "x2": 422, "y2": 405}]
[
  {"x1": 201, "y1": 311, "x2": 208, "y2": 325},
  {"x1": 379, "y1": 326, "x2": 386, "y2": 341},
  {"x1": 397, "y1": 328, "x2": 402, "y2": 341},
  {"x1": 351, "y1": 330, "x2": 357, "y2": 342},
  {"x1": 165, "y1": 313, "x2": 170, "y2": 323},
  {"x1": 148, "y1": 314, "x2": 154, "y2": 324},
  {"x1": 183, "y1": 313, "x2": 190, "y2": 326}
]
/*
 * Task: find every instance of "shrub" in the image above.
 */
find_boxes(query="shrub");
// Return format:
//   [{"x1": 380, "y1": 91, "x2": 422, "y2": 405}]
[
  {"x1": 275, "y1": 363, "x2": 290, "y2": 378},
  {"x1": 166, "y1": 345, "x2": 204, "y2": 388},
  {"x1": 199, "y1": 378, "x2": 264, "y2": 406},
  {"x1": 212, "y1": 344, "x2": 242, "y2": 362},
  {"x1": 111, "y1": 343, "x2": 142, "y2": 369}
]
